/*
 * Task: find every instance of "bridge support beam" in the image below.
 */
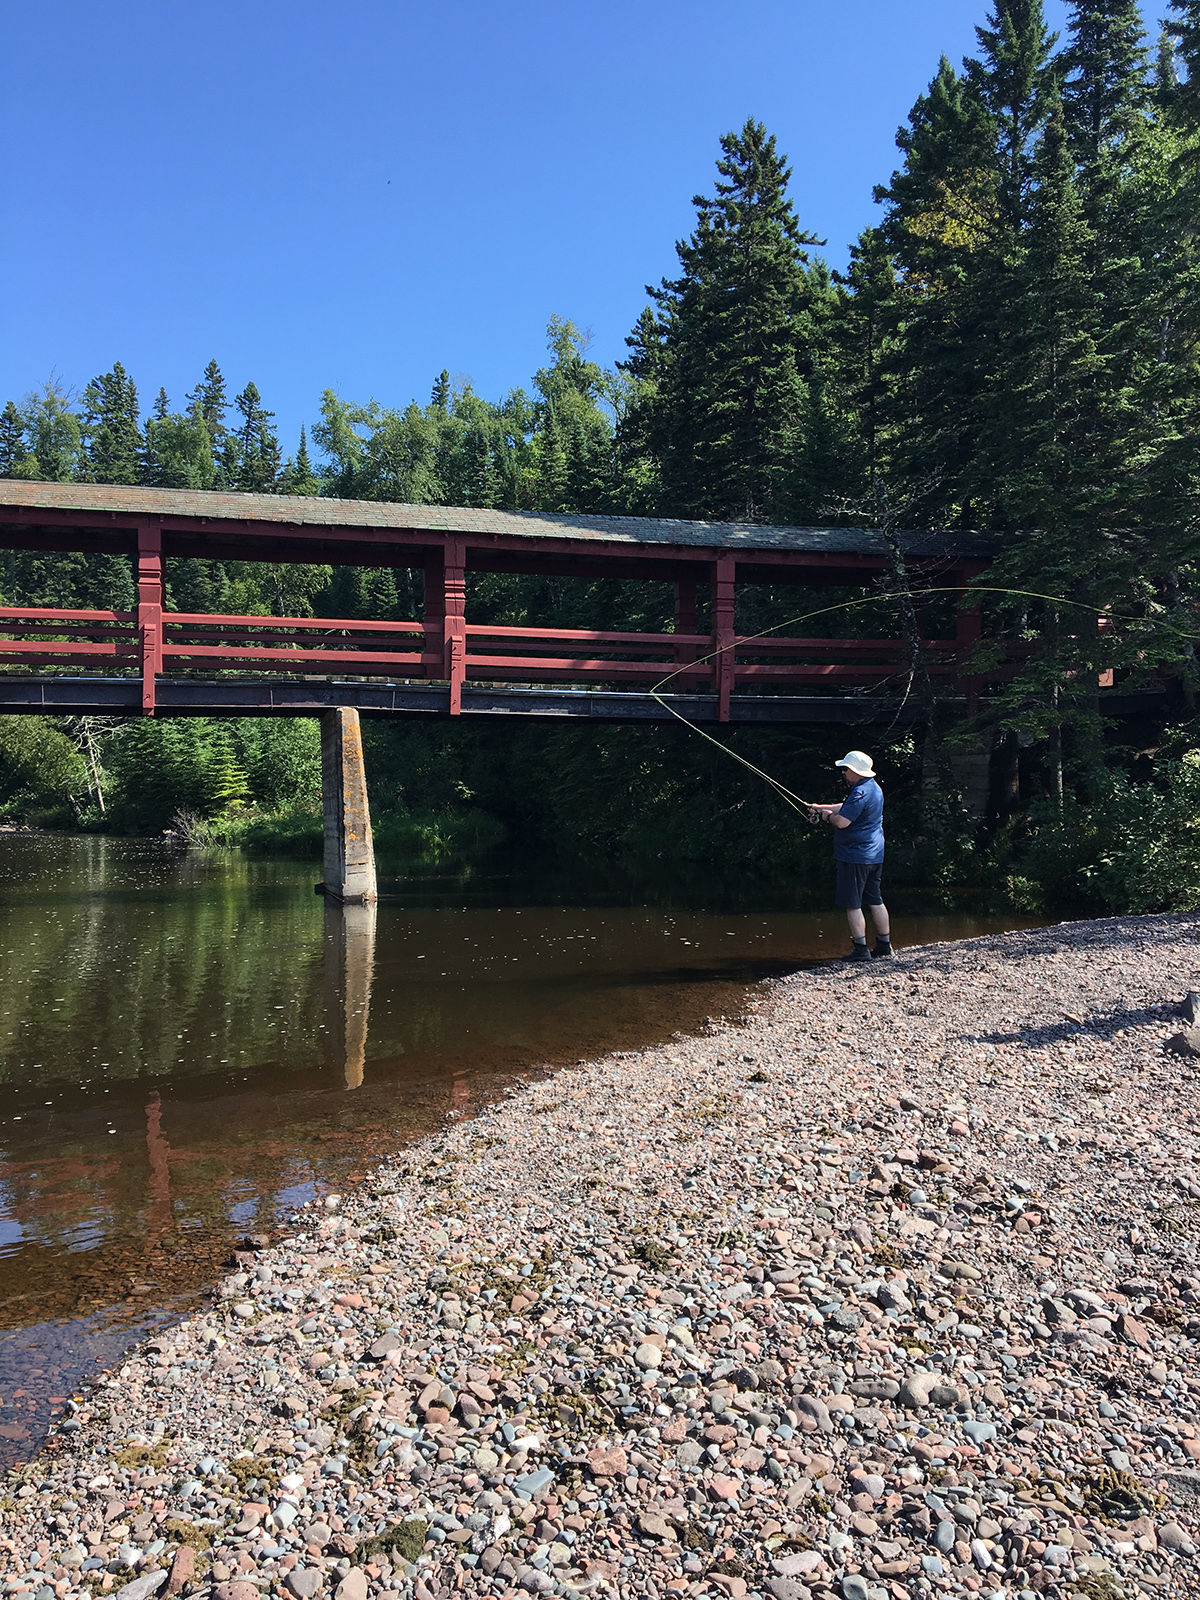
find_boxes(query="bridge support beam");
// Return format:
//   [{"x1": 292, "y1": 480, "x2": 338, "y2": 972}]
[{"x1": 319, "y1": 708, "x2": 377, "y2": 904}]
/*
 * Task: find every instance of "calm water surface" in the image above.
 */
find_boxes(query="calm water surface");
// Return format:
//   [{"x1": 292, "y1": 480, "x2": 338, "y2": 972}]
[{"x1": 0, "y1": 834, "x2": 1036, "y2": 1461}]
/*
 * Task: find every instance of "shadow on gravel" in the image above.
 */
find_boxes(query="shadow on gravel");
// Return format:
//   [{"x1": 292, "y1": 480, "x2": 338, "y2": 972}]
[{"x1": 974, "y1": 1002, "x2": 1180, "y2": 1049}]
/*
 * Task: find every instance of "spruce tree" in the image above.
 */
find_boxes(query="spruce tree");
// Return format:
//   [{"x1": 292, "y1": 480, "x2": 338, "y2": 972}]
[
  {"x1": 0, "y1": 402, "x2": 29, "y2": 477},
  {"x1": 279, "y1": 427, "x2": 320, "y2": 495},
  {"x1": 966, "y1": 0, "x2": 1060, "y2": 229},
  {"x1": 642, "y1": 119, "x2": 824, "y2": 522},
  {"x1": 232, "y1": 382, "x2": 281, "y2": 492},
  {"x1": 431, "y1": 370, "x2": 451, "y2": 411},
  {"x1": 536, "y1": 406, "x2": 568, "y2": 512},
  {"x1": 187, "y1": 361, "x2": 230, "y2": 452},
  {"x1": 81, "y1": 363, "x2": 141, "y2": 485},
  {"x1": 1062, "y1": 0, "x2": 1149, "y2": 183}
]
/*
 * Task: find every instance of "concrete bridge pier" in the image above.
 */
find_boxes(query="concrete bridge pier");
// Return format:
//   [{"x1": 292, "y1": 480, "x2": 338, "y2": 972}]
[{"x1": 318, "y1": 708, "x2": 377, "y2": 904}]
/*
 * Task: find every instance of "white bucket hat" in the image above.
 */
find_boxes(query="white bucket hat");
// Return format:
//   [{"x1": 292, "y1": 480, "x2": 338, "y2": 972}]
[{"x1": 835, "y1": 750, "x2": 875, "y2": 778}]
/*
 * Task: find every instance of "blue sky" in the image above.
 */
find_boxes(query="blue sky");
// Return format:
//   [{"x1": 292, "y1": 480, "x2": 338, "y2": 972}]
[{"x1": 1, "y1": 0, "x2": 1170, "y2": 457}]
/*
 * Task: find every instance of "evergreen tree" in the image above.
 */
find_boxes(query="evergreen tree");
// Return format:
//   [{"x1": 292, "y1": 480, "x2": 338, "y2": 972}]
[
  {"x1": 0, "y1": 402, "x2": 30, "y2": 478},
  {"x1": 362, "y1": 567, "x2": 399, "y2": 618},
  {"x1": 1062, "y1": 0, "x2": 1149, "y2": 184},
  {"x1": 81, "y1": 363, "x2": 141, "y2": 484},
  {"x1": 169, "y1": 558, "x2": 229, "y2": 613},
  {"x1": 187, "y1": 361, "x2": 230, "y2": 453},
  {"x1": 536, "y1": 406, "x2": 569, "y2": 512},
  {"x1": 232, "y1": 382, "x2": 281, "y2": 492},
  {"x1": 966, "y1": 0, "x2": 1060, "y2": 228},
  {"x1": 322, "y1": 565, "x2": 368, "y2": 618},
  {"x1": 278, "y1": 426, "x2": 320, "y2": 495},
  {"x1": 637, "y1": 119, "x2": 825, "y2": 522},
  {"x1": 431, "y1": 370, "x2": 451, "y2": 411},
  {"x1": 830, "y1": 228, "x2": 899, "y2": 494}
]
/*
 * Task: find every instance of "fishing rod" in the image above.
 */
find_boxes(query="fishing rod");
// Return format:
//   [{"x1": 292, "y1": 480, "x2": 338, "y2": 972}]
[{"x1": 646, "y1": 583, "x2": 1200, "y2": 816}]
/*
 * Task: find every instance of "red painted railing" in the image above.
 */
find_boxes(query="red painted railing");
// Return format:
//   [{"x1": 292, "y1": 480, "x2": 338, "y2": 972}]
[{"x1": 0, "y1": 601, "x2": 1039, "y2": 717}]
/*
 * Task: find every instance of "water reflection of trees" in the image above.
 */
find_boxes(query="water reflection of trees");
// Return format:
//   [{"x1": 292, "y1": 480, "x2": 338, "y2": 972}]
[{"x1": 0, "y1": 844, "x2": 394, "y2": 1327}]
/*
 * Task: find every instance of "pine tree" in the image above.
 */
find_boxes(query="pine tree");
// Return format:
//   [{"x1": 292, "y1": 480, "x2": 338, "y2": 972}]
[
  {"x1": 830, "y1": 228, "x2": 899, "y2": 494},
  {"x1": 640, "y1": 119, "x2": 825, "y2": 522},
  {"x1": 431, "y1": 370, "x2": 451, "y2": 411},
  {"x1": 462, "y1": 425, "x2": 499, "y2": 508},
  {"x1": 0, "y1": 402, "x2": 29, "y2": 478},
  {"x1": 197, "y1": 725, "x2": 250, "y2": 816},
  {"x1": 81, "y1": 363, "x2": 141, "y2": 484},
  {"x1": 977, "y1": 96, "x2": 1106, "y2": 531},
  {"x1": 323, "y1": 566, "x2": 368, "y2": 618},
  {"x1": 875, "y1": 59, "x2": 1001, "y2": 517}
]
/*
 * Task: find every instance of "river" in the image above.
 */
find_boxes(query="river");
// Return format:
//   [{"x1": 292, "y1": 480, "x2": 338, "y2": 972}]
[{"x1": 0, "y1": 834, "x2": 1035, "y2": 1463}]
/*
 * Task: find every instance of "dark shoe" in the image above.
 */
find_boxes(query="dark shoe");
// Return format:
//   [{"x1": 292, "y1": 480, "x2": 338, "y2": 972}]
[
  {"x1": 873, "y1": 942, "x2": 894, "y2": 959},
  {"x1": 842, "y1": 944, "x2": 873, "y2": 963}
]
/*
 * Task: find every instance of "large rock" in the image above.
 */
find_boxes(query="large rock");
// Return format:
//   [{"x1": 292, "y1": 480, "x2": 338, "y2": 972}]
[
  {"x1": 792, "y1": 1393, "x2": 832, "y2": 1432},
  {"x1": 114, "y1": 1576, "x2": 168, "y2": 1600}
]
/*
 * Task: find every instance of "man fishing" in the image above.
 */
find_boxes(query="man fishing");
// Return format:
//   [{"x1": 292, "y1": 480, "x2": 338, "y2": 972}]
[{"x1": 805, "y1": 750, "x2": 892, "y2": 963}]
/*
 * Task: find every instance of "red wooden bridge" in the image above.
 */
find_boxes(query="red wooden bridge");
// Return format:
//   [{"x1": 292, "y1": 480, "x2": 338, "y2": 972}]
[{"x1": 0, "y1": 481, "x2": 1062, "y2": 725}]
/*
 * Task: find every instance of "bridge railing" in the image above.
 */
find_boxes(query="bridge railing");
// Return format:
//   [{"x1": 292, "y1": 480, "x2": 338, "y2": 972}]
[
  {"x1": 162, "y1": 613, "x2": 432, "y2": 674},
  {"x1": 0, "y1": 606, "x2": 139, "y2": 668},
  {"x1": 0, "y1": 605, "x2": 1066, "y2": 717}
]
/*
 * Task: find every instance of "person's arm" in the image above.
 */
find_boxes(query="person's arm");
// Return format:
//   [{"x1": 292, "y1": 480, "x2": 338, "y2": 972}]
[{"x1": 804, "y1": 802, "x2": 853, "y2": 829}]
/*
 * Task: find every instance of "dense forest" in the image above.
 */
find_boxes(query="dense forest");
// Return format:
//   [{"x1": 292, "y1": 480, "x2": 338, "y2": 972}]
[{"x1": 5, "y1": 0, "x2": 1200, "y2": 914}]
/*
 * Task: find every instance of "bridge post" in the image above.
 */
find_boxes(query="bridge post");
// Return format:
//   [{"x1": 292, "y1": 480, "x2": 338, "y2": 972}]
[
  {"x1": 319, "y1": 708, "x2": 377, "y2": 904},
  {"x1": 137, "y1": 524, "x2": 163, "y2": 716},
  {"x1": 424, "y1": 538, "x2": 467, "y2": 715},
  {"x1": 955, "y1": 588, "x2": 982, "y2": 714},
  {"x1": 712, "y1": 555, "x2": 736, "y2": 722},
  {"x1": 674, "y1": 574, "x2": 697, "y2": 669}
]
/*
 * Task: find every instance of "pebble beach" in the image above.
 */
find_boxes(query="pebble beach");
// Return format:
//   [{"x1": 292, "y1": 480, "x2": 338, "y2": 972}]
[{"x1": 6, "y1": 913, "x2": 1200, "y2": 1600}]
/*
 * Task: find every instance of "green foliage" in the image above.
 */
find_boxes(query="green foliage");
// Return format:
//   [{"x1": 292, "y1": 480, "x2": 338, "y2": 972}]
[
  {"x1": 104, "y1": 717, "x2": 315, "y2": 833},
  {"x1": 990, "y1": 751, "x2": 1200, "y2": 913},
  {"x1": 0, "y1": 717, "x2": 87, "y2": 808},
  {"x1": 620, "y1": 119, "x2": 835, "y2": 524},
  {"x1": 81, "y1": 363, "x2": 141, "y2": 485}
]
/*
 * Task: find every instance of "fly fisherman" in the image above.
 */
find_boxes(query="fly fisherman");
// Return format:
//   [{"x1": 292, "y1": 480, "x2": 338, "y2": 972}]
[{"x1": 805, "y1": 750, "x2": 892, "y2": 963}]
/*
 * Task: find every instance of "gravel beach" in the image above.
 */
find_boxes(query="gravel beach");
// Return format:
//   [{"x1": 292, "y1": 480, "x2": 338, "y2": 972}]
[{"x1": 6, "y1": 913, "x2": 1200, "y2": 1600}]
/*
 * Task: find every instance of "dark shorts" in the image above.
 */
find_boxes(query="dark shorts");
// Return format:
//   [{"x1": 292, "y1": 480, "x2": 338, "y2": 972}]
[{"x1": 835, "y1": 859, "x2": 884, "y2": 909}]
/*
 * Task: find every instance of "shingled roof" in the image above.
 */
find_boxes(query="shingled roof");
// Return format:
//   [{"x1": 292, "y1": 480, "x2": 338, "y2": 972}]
[{"x1": 0, "y1": 481, "x2": 994, "y2": 559}]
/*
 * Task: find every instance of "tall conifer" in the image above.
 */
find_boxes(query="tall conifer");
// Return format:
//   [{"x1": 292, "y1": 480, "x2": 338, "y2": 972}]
[
  {"x1": 642, "y1": 120, "x2": 823, "y2": 522},
  {"x1": 81, "y1": 363, "x2": 141, "y2": 485}
]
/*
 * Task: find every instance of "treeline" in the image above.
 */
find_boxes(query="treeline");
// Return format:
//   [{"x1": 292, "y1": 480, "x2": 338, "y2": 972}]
[{"x1": 5, "y1": 0, "x2": 1200, "y2": 913}]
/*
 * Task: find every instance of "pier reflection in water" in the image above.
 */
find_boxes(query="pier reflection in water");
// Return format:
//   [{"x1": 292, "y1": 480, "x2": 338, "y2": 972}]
[{"x1": 0, "y1": 835, "x2": 1036, "y2": 1463}]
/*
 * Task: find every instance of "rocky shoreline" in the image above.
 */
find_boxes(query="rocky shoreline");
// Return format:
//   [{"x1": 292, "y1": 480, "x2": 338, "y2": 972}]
[{"x1": 6, "y1": 913, "x2": 1200, "y2": 1600}]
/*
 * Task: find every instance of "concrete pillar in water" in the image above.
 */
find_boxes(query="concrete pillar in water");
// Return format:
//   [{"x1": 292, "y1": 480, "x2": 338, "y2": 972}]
[
  {"x1": 947, "y1": 730, "x2": 994, "y2": 824},
  {"x1": 323, "y1": 898, "x2": 377, "y2": 1090},
  {"x1": 320, "y1": 708, "x2": 377, "y2": 904}
]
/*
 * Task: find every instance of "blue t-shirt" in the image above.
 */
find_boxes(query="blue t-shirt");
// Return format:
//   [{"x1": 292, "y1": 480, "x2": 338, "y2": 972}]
[{"x1": 834, "y1": 777, "x2": 884, "y2": 863}]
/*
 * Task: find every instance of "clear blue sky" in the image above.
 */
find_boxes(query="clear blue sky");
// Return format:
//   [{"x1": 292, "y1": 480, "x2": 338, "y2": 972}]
[{"x1": 1, "y1": 0, "x2": 1170, "y2": 457}]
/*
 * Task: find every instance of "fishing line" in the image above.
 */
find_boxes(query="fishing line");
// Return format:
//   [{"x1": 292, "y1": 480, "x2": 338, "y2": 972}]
[{"x1": 647, "y1": 583, "x2": 1200, "y2": 817}]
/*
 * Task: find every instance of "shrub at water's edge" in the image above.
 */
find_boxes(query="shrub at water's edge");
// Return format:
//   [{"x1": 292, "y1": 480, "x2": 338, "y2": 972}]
[{"x1": 170, "y1": 801, "x2": 507, "y2": 868}]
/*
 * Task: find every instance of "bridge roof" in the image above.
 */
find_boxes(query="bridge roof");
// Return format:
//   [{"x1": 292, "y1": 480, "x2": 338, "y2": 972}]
[{"x1": 0, "y1": 481, "x2": 992, "y2": 561}]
